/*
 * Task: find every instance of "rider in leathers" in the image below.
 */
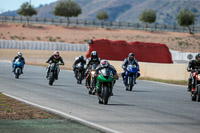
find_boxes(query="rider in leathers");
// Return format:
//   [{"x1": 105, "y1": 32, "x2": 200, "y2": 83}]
[
  {"x1": 85, "y1": 51, "x2": 101, "y2": 87},
  {"x1": 121, "y1": 53, "x2": 140, "y2": 84},
  {"x1": 12, "y1": 52, "x2": 25, "y2": 74},
  {"x1": 72, "y1": 55, "x2": 86, "y2": 78},
  {"x1": 187, "y1": 53, "x2": 200, "y2": 91},
  {"x1": 95, "y1": 60, "x2": 119, "y2": 95},
  {"x1": 46, "y1": 51, "x2": 64, "y2": 79}
]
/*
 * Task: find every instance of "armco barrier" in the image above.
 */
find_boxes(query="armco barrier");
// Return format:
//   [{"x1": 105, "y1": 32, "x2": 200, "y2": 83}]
[{"x1": 0, "y1": 40, "x2": 89, "y2": 52}]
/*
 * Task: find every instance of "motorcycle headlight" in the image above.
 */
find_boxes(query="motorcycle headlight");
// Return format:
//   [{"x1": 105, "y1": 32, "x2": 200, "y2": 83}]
[{"x1": 91, "y1": 71, "x2": 95, "y2": 75}]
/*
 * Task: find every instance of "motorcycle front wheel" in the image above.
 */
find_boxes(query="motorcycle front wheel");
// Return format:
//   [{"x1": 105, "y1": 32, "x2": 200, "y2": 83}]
[{"x1": 49, "y1": 72, "x2": 54, "y2": 85}]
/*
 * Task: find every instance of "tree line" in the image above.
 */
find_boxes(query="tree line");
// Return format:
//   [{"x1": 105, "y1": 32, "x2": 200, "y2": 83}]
[{"x1": 18, "y1": 0, "x2": 196, "y2": 34}]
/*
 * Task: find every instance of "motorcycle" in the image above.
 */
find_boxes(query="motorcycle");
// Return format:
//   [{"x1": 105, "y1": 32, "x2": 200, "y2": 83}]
[
  {"x1": 190, "y1": 68, "x2": 200, "y2": 102},
  {"x1": 124, "y1": 64, "x2": 139, "y2": 91},
  {"x1": 86, "y1": 63, "x2": 98, "y2": 95},
  {"x1": 96, "y1": 68, "x2": 115, "y2": 105},
  {"x1": 74, "y1": 63, "x2": 85, "y2": 84},
  {"x1": 48, "y1": 63, "x2": 60, "y2": 85},
  {"x1": 13, "y1": 57, "x2": 24, "y2": 79}
]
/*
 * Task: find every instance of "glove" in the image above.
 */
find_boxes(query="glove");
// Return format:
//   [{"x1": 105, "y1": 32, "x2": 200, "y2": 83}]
[
  {"x1": 114, "y1": 75, "x2": 119, "y2": 80},
  {"x1": 187, "y1": 68, "x2": 191, "y2": 72},
  {"x1": 94, "y1": 74, "x2": 98, "y2": 78},
  {"x1": 60, "y1": 63, "x2": 64, "y2": 65},
  {"x1": 46, "y1": 61, "x2": 48, "y2": 63}
]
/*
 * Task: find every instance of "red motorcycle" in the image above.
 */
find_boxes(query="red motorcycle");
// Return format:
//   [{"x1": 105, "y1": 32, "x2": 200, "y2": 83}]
[
  {"x1": 85, "y1": 63, "x2": 98, "y2": 95},
  {"x1": 190, "y1": 68, "x2": 200, "y2": 102}
]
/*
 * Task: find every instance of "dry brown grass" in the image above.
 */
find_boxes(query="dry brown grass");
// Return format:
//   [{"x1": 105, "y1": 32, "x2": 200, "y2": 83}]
[
  {"x1": 0, "y1": 93, "x2": 60, "y2": 120},
  {"x1": 0, "y1": 23, "x2": 200, "y2": 52}
]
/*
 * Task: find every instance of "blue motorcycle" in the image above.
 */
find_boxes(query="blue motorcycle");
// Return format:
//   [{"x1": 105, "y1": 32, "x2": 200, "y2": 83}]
[
  {"x1": 13, "y1": 57, "x2": 24, "y2": 79},
  {"x1": 123, "y1": 65, "x2": 139, "y2": 91}
]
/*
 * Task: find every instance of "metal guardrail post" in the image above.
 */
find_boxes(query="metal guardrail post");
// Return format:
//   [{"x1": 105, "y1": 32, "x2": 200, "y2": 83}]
[{"x1": 93, "y1": 20, "x2": 95, "y2": 26}]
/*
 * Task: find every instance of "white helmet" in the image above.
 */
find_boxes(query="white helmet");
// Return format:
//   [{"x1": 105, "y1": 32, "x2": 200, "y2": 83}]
[{"x1": 18, "y1": 52, "x2": 22, "y2": 57}]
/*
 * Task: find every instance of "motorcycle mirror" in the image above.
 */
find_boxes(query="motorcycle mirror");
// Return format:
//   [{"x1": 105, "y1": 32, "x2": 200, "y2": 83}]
[{"x1": 187, "y1": 54, "x2": 193, "y2": 60}]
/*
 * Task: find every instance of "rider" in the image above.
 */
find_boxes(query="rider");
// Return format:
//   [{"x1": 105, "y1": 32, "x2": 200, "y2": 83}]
[
  {"x1": 121, "y1": 53, "x2": 140, "y2": 83},
  {"x1": 72, "y1": 55, "x2": 86, "y2": 77},
  {"x1": 85, "y1": 51, "x2": 101, "y2": 87},
  {"x1": 12, "y1": 52, "x2": 25, "y2": 74},
  {"x1": 46, "y1": 51, "x2": 64, "y2": 79},
  {"x1": 187, "y1": 53, "x2": 200, "y2": 91},
  {"x1": 95, "y1": 60, "x2": 119, "y2": 95}
]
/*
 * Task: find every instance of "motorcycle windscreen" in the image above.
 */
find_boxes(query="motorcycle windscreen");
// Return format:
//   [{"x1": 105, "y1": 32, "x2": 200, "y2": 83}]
[
  {"x1": 100, "y1": 68, "x2": 112, "y2": 77},
  {"x1": 127, "y1": 65, "x2": 138, "y2": 73}
]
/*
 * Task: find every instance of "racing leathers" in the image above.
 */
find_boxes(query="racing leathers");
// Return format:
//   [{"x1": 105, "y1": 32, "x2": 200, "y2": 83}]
[
  {"x1": 73, "y1": 56, "x2": 86, "y2": 78},
  {"x1": 95, "y1": 65, "x2": 118, "y2": 92},
  {"x1": 46, "y1": 55, "x2": 64, "y2": 79},
  {"x1": 12, "y1": 56, "x2": 25, "y2": 73},
  {"x1": 85, "y1": 57, "x2": 101, "y2": 87},
  {"x1": 187, "y1": 60, "x2": 200, "y2": 91},
  {"x1": 121, "y1": 58, "x2": 140, "y2": 83}
]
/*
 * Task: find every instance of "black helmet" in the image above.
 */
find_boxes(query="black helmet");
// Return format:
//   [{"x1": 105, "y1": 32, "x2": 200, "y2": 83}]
[
  {"x1": 128, "y1": 53, "x2": 135, "y2": 61},
  {"x1": 91, "y1": 51, "x2": 98, "y2": 60},
  {"x1": 79, "y1": 55, "x2": 84, "y2": 60},
  {"x1": 195, "y1": 53, "x2": 200, "y2": 62}
]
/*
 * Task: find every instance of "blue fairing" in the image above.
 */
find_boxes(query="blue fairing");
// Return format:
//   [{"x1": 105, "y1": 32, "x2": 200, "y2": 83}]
[{"x1": 124, "y1": 65, "x2": 138, "y2": 86}]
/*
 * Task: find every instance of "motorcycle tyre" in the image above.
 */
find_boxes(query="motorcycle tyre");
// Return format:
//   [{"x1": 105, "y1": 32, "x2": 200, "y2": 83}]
[
  {"x1": 129, "y1": 77, "x2": 133, "y2": 91},
  {"x1": 49, "y1": 72, "x2": 54, "y2": 86},
  {"x1": 103, "y1": 86, "x2": 109, "y2": 105}
]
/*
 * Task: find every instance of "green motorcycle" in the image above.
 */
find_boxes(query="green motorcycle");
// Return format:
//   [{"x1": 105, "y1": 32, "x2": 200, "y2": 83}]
[{"x1": 96, "y1": 68, "x2": 115, "y2": 105}]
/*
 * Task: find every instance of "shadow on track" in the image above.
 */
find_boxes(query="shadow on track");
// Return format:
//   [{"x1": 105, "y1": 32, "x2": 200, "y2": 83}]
[{"x1": 108, "y1": 103, "x2": 135, "y2": 106}]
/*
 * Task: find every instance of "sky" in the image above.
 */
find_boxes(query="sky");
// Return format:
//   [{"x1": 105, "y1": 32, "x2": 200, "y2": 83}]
[{"x1": 0, "y1": 0, "x2": 58, "y2": 13}]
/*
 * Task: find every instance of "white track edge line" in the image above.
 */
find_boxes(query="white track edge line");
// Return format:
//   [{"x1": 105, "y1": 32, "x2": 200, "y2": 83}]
[{"x1": 3, "y1": 93, "x2": 122, "y2": 133}]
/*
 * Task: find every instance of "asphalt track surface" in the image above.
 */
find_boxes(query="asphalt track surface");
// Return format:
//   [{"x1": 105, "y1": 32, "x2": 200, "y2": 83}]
[{"x1": 0, "y1": 61, "x2": 200, "y2": 133}]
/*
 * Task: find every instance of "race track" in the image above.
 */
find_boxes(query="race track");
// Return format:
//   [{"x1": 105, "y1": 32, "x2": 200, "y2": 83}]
[{"x1": 0, "y1": 61, "x2": 200, "y2": 133}]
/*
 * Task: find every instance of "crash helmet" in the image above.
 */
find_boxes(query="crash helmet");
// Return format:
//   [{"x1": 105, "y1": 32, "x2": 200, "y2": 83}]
[
  {"x1": 195, "y1": 53, "x2": 200, "y2": 62},
  {"x1": 91, "y1": 51, "x2": 98, "y2": 61},
  {"x1": 100, "y1": 60, "x2": 110, "y2": 68},
  {"x1": 18, "y1": 52, "x2": 22, "y2": 57},
  {"x1": 128, "y1": 53, "x2": 135, "y2": 61},
  {"x1": 54, "y1": 51, "x2": 60, "y2": 59},
  {"x1": 79, "y1": 55, "x2": 84, "y2": 60}
]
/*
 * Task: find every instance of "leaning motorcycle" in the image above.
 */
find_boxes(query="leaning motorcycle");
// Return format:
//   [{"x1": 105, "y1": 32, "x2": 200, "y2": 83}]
[
  {"x1": 190, "y1": 68, "x2": 200, "y2": 102},
  {"x1": 74, "y1": 63, "x2": 85, "y2": 84},
  {"x1": 124, "y1": 65, "x2": 139, "y2": 91},
  {"x1": 86, "y1": 63, "x2": 98, "y2": 95},
  {"x1": 13, "y1": 57, "x2": 24, "y2": 79},
  {"x1": 48, "y1": 63, "x2": 60, "y2": 85},
  {"x1": 96, "y1": 68, "x2": 115, "y2": 105}
]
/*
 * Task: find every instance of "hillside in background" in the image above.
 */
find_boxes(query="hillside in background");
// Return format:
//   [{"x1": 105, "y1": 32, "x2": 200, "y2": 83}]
[{"x1": 1, "y1": 0, "x2": 200, "y2": 25}]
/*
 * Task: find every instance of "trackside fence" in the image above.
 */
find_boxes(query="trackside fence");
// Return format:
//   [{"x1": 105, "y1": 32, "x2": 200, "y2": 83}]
[{"x1": 0, "y1": 16, "x2": 200, "y2": 33}]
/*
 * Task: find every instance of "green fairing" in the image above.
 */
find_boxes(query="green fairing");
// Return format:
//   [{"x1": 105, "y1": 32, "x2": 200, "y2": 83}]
[{"x1": 96, "y1": 74, "x2": 115, "y2": 90}]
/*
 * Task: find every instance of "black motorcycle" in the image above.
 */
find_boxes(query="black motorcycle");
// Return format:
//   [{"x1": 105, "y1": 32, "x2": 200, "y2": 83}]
[
  {"x1": 74, "y1": 63, "x2": 85, "y2": 84},
  {"x1": 48, "y1": 63, "x2": 60, "y2": 85}
]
